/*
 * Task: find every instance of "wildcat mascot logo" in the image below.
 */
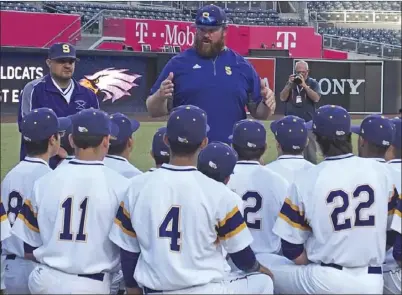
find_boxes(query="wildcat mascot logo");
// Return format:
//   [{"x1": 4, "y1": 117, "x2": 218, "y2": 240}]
[{"x1": 79, "y1": 68, "x2": 141, "y2": 102}]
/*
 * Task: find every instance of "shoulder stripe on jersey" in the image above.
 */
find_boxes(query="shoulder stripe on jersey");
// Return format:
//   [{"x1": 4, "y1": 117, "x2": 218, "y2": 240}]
[
  {"x1": 278, "y1": 198, "x2": 311, "y2": 231},
  {"x1": 216, "y1": 206, "x2": 247, "y2": 240},
  {"x1": 17, "y1": 200, "x2": 39, "y2": 233},
  {"x1": 68, "y1": 161, "x2": 104, "y2": 166},
  {"x1": 23, "y1": 159, "x2": 47, "y2": 166},
  {"x1": 21, "y1": 77, "x2": 45, "y2": 118},
  {"x1": 114, "y1": 202, "x2": 136, "y2": 238},
  {"x1": 160, "y1": 166, "x2": 197, "y2": 172},
  {"x1": 0, "y1": 202, "x2": 7, "y2": 221},
  {"x1": 388, "y1": 187, "x2": 399, "y2": 215}
]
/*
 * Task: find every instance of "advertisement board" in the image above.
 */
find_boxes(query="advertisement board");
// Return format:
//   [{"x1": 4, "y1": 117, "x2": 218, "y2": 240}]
[
  {"x1": 0, "y1": 49, "x2": 151, "y2": 114},
  {"x1": 119, "y1": 18, "x2": 322, "y2": 58},
  {"x1": 245, "y1": 57, "x2": 276, "y2": 92},
  {"x1": 293, "y1": 59, "x2": 383, "y2": 114},
  {"x1": 0, "y1": 11, "x2": 81, "y2": 47}
]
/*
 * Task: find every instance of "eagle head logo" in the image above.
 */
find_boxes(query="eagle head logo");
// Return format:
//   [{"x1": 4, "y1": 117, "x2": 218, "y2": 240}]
[{"x1": 79, "y1": 68, "x2": 141, "y2": 103}]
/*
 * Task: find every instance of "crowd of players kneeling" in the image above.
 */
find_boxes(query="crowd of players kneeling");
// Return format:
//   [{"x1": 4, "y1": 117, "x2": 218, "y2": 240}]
[{"x1": 0, "y1": 104, "x2": 401, "y2": 294}]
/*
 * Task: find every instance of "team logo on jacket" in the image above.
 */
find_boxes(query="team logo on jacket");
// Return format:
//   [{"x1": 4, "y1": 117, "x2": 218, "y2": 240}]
[
  {"x1": 225, "y1": 66, "x2": 232, "y2": 76},
  {"x1": 79, "y1": 68, "x2": 141, "y2": 103}
]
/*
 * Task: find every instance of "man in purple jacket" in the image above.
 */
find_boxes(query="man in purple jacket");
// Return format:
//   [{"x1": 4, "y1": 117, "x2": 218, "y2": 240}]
[{"x1": 18, "y1": 43, "x2": 99, "y2": 169}]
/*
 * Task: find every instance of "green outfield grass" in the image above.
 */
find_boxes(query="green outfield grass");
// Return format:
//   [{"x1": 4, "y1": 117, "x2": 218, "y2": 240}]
[{"x1": 0, "y1": 120, "x2": 362, "y2": 181}]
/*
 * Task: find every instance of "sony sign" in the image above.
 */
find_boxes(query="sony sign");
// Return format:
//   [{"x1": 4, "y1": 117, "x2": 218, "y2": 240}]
[{"x1": 319, "y1": 78, "x2": 365, "y2": 95}]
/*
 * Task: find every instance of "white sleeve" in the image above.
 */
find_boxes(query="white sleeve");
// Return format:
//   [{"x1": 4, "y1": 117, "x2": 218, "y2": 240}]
[
  {"x1": 11, "y1": 185, "x2": 43, "y2": 247},
  {"x1": 0, "y1": 202, "x2": 11, "y2": 241},
  {"x1": 109, "y1": 186, "x2": 141, "y2": 253},
  {"x1": 391, "y1": 194, "x2": 402, "y2": 234},
  {"x1": 273, "y1": 183, "x2": 312, "y2": 245},
  {"x1": 216, "y1": 190, "x2": 253, "y2": 254}
]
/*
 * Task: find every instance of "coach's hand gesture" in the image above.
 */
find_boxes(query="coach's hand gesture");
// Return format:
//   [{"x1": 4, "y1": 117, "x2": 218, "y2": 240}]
[
  {"x1": 260, "y1": 79, "x2": 276, "y2": 114},
  {"x1": 159, "y1": 72, "x2": 174, "y2": 99}
]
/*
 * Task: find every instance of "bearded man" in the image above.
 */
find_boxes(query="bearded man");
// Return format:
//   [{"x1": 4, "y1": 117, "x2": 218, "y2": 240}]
[{"x1": 146, "y1": 5, "x2": 275, "y2": 143}]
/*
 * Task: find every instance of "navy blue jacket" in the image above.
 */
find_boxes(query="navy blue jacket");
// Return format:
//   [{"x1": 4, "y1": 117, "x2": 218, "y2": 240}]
[
  {"x1": 18, "y1": 74, "x2": 99, "y2": 168},
  {"x1": 150, "y1": 48, "x2": 263, "y2": 143}
]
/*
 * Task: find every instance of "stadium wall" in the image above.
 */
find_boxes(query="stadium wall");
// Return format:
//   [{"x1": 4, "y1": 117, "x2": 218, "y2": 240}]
[
  {"x1": 0, "y1": 11, "x2": 81, "y2": 47},
  {"x1": 1, "y1": 47, "x2": 400, "y2": 117},
  {"x1": 104, "y1": 18, "x2": 324, "y2": 58}
]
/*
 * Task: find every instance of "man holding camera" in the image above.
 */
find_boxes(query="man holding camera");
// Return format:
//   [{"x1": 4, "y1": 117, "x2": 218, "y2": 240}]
[{"x1": 279, "y1": 60, "x2": 321, "y2": 164}]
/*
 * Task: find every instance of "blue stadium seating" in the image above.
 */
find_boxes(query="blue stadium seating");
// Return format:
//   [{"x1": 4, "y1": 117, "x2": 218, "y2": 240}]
[
  {"x1": 0, "y1": 1, "x2": 306, "y2": 27},
  {"x1": 308, "y1": 1, "x2": 401, "y2": 12},
  {"x1": 319, "y1": 27, "x2": 401, "y2": 46}
]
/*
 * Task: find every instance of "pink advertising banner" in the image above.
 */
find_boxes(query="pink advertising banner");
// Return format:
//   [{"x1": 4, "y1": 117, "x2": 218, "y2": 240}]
[{"x1": 117, "y1": 18, "x2": 323, "y2": 58}]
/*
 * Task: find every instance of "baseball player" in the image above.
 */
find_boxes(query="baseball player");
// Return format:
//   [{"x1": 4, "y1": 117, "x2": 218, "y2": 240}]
[
  {"x1": 11, "y1": 109, "x2": 130, "y2": 294},
  {"x1": 149, "y1": 126, "x2": 170, "y2": 172},
  {"x1": 1, "y1": 108, "x2": 70, "y2": 294},
  {"x1": 104, "y1": 113, "x2": 142, "y2": 178},
  {"x1": 226, "y1": 119, "x2": 291, "y2": 268},
  {"x1": 388, "y1": 192, "x2": 402, "y2": 294},
  {"x1": 351, "y1": 114, "x2": 395, "y2": 163},
  {"x1": 56, "y1": 114, "x2": 75, "y2": 168},
  {"x1": 351, "y1": 115, "x2": 401, "y2": 294},
  {"x1": 197, "y1": 141, "x2": 238, "y2": 185},
  {"x1": 271, "y1": 105, "x2": 398, "y2": 294},
  {"x1": 266, "y1": 115, "x2": 315, "y2": 182},
  {"x1": 109, "y1": 105, "x2": 274, "y2": 294},
  {"x1": 1, "y1": 201, "x2": 11, "y2": 292},
  {"x1": 386, "y1": 117, "x2": 402, "y2": 163}
]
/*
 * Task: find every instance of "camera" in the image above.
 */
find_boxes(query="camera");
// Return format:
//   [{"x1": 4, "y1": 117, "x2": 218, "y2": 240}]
[{"x1": 293, "y1": 74, "x2": 303, "y2": 85}]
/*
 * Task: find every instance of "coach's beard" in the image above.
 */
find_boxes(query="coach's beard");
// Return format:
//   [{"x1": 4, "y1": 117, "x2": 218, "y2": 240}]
[{"x1": 194, "y1": 35, "x2": 225, "y2": 58}]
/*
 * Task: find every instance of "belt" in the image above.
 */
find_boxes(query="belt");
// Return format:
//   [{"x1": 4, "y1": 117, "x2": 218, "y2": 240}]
[
  {"x1": 77, "y1": 273, "x2": 105, "y2": 282},
  {"x1": 320, "y1": 263, "x2": 382, "y2": 274},
  {"x1": 143, "y1": 287, "x2": 163, "y2": 294},
  {"x1": 6, "y1": 254, "x2": 16, "y2": 260}
]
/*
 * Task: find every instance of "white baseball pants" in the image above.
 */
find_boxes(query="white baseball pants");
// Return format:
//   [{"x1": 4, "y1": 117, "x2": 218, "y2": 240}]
[
  {"x1": 4, "y1": 255, "x2": 37, "y2": 294},
  {"x1": 383, "y1": 268, "x2": 401, "y2": 294},
  {"x1": 28, "y1": 264, "x2": 111, "y2": 294},
  {"x1": 141, "y1": 271, "x2": 273, "y2": 294},
  {"x1": 268, "y1": 258, "x2": 383, "y2": 294}
]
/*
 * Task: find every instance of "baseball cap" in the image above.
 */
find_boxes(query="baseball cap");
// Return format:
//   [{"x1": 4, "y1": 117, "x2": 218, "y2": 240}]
[
  {"x1": 60, "y1": 114, "x2": 74, "y2": 149},
  {"x1": 229, "y1": 119, "x2": 266, "y2": 149},
  {"x1": 166, "y1": 105, "x2": 209, "y2": 145},
  {"x1": 109, "y1": 113, "x2": 140, "y2": 145},
  {"x1": 48, "y1": 43, "x2": 77, "y2": 60},
  {"x1": 351, "y1": 115, "x2": 395, "y2": 147},
  {"x1": 152, "y1": 127, "x2": 170, "y2": 158},
  {"x1": 194, "y1": 4, "x2": 228, "y2": 29},
  {"x1": 71, "y1": 109, "x2": 119, "y2": 139},
  {"x1": 197, "y1": 141, "x2": 238, "y2": 182},
  {"x1": 390, "y1": 117, "x2": 401, "y2": 148},
  {"x1": 306, "y1": 105, "x2": 351, "y2": 139},
  {"x1": 271, "y1": 115, "x2": 308, "y2": 151},
  {"x1": 21, "y1": 108, "x2": 71, "y2": 142}
]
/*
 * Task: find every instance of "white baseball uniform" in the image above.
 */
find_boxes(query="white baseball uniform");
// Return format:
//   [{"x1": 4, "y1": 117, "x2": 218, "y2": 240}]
[
  {"x1": 55, "y1": 155, "x2": 75, "y2": 168},
  {"x1": 109, "y1": 164, "x2": 273, "y2": 294},
  {"x1": 384, "y1": 159, "x2": 402, "y2": 294},
  {"x1": 265, "y1": 155, "x2": 315, "y2": 183},
  {"x1": 1, "y1": 201, "x2": 11, "y2": 291},
  {"x1": 1, "y1": 202, "x2": 11, "y2": 241},
  {"x1": 104, "y1": 155, "x2": 142, "y2": 178},
  {"x1": 11, "y1": 159, "x2": 130, "y2": 294},
  {"x1": 1, "y1": 156, "x2": 51, "y2": 294},
  {"x1": 227, "y1": 161, "x2": 291, "y2": 269},
  {"x1": 271, "y1": 153, "x2": 396, "y2": 294}
]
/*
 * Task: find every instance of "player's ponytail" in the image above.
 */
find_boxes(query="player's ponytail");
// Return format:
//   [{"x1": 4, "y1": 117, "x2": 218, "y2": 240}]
[{"x1": 314, "y1": 132, "x2": 353, "y2": 158}]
